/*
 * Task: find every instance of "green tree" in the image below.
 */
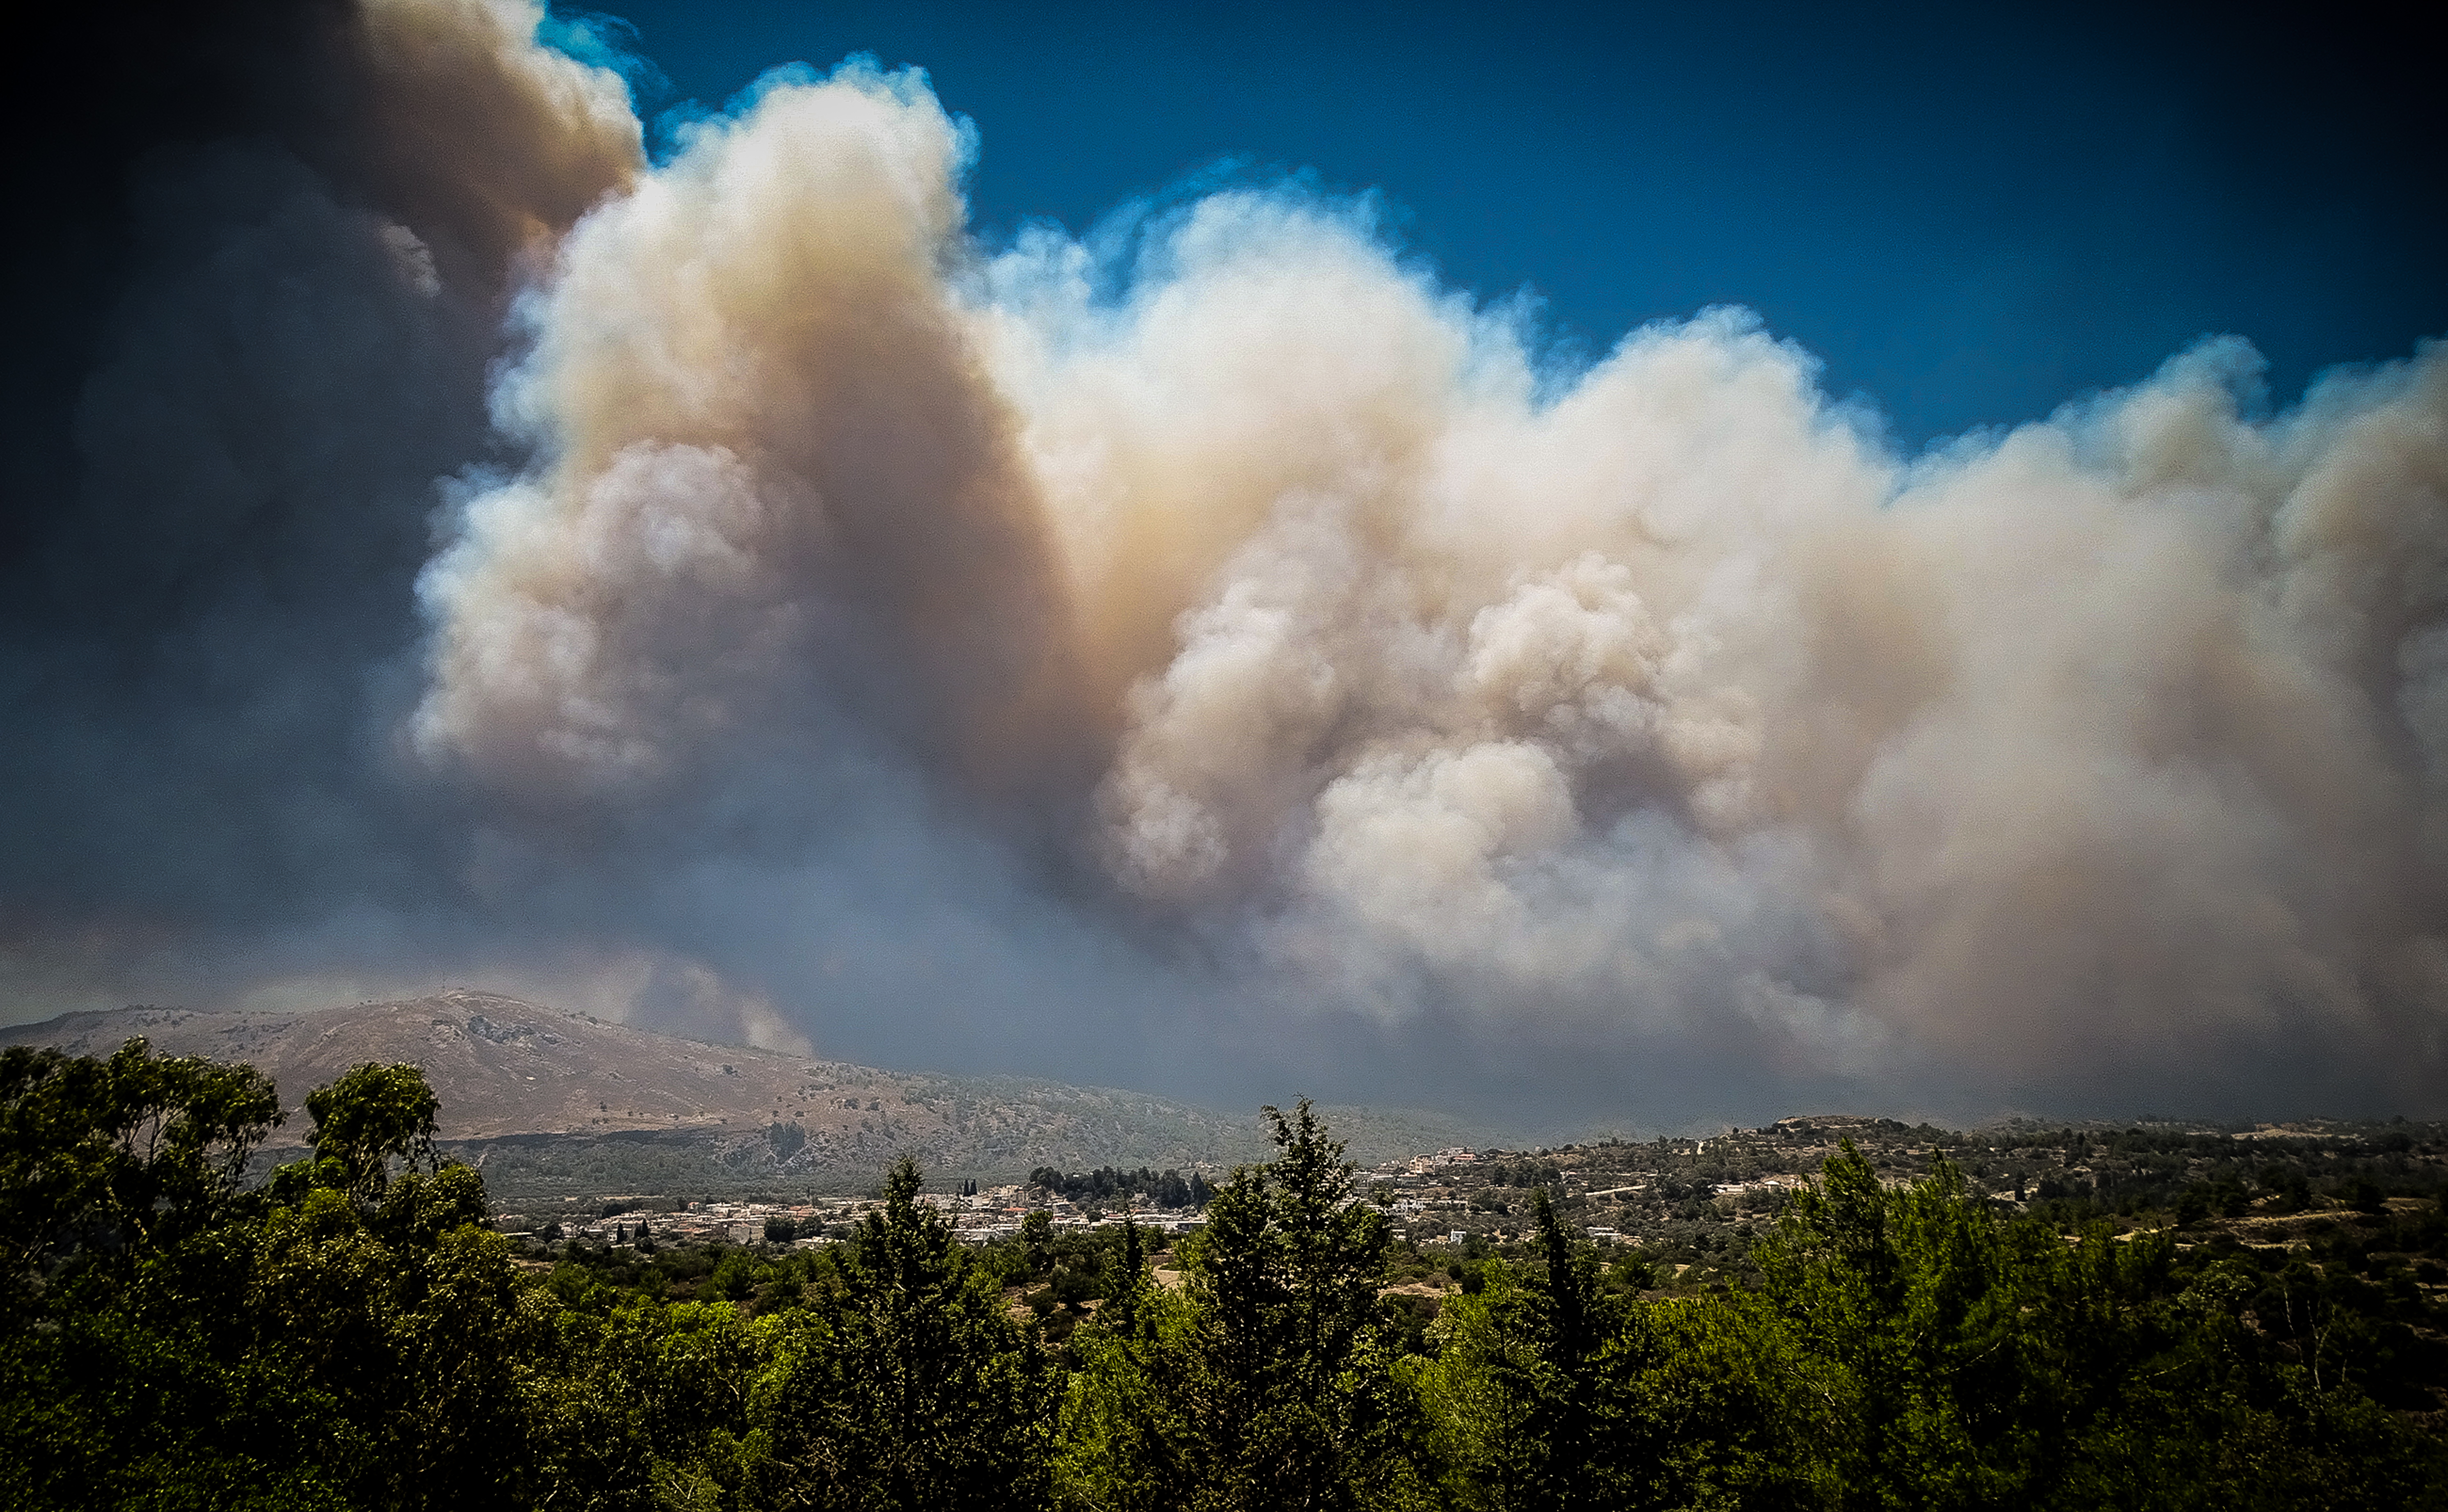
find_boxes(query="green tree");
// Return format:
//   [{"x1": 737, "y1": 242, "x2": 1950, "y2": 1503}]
[
  {"x1": 0, "y1": 1039, "x2": 281, "y2": 1318},
  {"x1": 756, "y1": 1154, "x2": 1055, "y2": 1510},
  {"x1": 297, "y1": 1061, "x2": 442, "y2": 1205},
  {"x1": 527, "y1": 1293, "x2": 798, "y2": 1512},
  {"x1": 1054, "y1": 1101, "x2": 1435, "y2": 1511},
  {"x1": 2, "y1": 1048, "x2": 534, "y2": 1512},
  {"x1": 1418, "y1": 1189, "x2": 1627, "y2": 1510},
  {"x1": 1054, "y1": 1265, "x2": 1200, "y2": 1512},
  {"x1": 1579, "y1": 1284, "x2": 1846, "y2": 1510},
  {"x1": 1753, "y1": 1137, "x2": 2050, "y2": 1507},
  {"x1": 1106, "y1": 1213, "x2": 1148, "y2": 1334},
  {"x1": 0, "y1": 1039, "x2": 327, "y2": 1510},
  {"x1": 1417, "y1": 1254, "x2": 1558, "y2": 1510},
  {"x1": 1022, "y1": 1208, "x2": 1056, "y2": 1279},
  {"x1": 1176, "y1": 1098, "x2": 1426, "y2": 1511},
  {"x1": 247, "y1": 1061, "x2": 539, "y2": 1511}
]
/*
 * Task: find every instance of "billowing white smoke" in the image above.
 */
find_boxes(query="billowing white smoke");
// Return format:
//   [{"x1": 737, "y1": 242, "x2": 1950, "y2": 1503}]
[{"x1": 413, "y1": 59, "x2": 2448, "y2": 1107}]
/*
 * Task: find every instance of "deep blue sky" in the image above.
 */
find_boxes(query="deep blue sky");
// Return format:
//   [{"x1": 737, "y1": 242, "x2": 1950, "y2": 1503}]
[{"x1": 589, "y1": 0, "x2": 2441, "y2": 447}]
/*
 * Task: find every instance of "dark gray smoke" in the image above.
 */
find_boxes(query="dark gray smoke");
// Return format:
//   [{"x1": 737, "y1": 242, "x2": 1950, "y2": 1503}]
[{"x1": 2, "y1": 0, "x2": 637, "y2": 1004}]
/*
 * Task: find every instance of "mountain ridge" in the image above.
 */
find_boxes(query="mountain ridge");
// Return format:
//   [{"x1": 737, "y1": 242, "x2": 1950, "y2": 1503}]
[{"x1": 2, "y1": 990, "x2": 1499, "y2": 1188}]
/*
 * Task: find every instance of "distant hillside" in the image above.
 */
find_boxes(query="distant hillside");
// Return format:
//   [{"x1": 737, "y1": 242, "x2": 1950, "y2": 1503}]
[{"x1": 2, "y1": 990, "x2": 1494, "y2": 1195}]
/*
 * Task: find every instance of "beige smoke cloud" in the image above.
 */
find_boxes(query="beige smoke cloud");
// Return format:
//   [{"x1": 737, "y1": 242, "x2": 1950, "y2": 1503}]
[
  {"x1": 414, "y1": 63, "x2": 1090, "y2": 811},
  {"x1": 412, "y1": 61, "x2": 2448, "y2": 1100}
]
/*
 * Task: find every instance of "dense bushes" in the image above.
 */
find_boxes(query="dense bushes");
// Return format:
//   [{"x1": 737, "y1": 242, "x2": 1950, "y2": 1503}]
[{"x1": 5, "y1": 1041, "x2": 2444, "y2": 1510}]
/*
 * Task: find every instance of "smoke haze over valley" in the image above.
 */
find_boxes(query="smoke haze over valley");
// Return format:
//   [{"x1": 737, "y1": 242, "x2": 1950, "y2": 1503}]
[{"x1": 6, "y1": 0, "x2": 2444, "y2": 1127}]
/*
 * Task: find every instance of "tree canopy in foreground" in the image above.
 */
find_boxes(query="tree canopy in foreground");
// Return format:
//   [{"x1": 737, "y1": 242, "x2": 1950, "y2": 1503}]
[{"x1": 3, "y1": 1039, "x2": 2443, "y2": 1509}]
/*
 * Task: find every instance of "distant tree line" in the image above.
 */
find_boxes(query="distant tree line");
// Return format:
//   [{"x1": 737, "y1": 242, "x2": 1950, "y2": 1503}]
[
  {"x1": 1478, "y1": 1158, "x2": 1564, "y2": 1190},
  {"x1": 1028, "y1": 1163, "x2": 1213, "y2": 1209},
  {"x1": 5, "y1": 1040, "x2": 2446, "y2": 1509},
  {"x1": 765, "y1": 1120, "x2": 807, "y2": 1160}
]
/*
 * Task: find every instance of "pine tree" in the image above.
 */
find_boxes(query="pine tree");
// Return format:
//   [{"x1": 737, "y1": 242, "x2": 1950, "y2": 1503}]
[{"x1": 757, "y1": 1154, "x2": 1055, "y2": 1511}]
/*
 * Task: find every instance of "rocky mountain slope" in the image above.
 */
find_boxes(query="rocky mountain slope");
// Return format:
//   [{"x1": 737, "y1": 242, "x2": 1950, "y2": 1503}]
[{"x1": 3, "y1": 990, "x2": 1490, "y2": 1190}]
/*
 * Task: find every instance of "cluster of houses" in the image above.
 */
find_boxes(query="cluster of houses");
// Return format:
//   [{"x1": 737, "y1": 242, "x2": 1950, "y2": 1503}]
[
  {"x1": 1361, "y1": 1147, "x2": 1800, "y2": 1247},
  {"x1": 532, "y1": 1182, "x2": 1214, "y2": 1251},
  {"x1": 923, "y1": 1186, "x2": 1209, "y2": 1242},
  {"x1": 1386, "y1": 1147, "x2": 1482, "y2": 1176},
  {"x1": 552, "y1": 1199, "x2": 835, "y2": 1249}
]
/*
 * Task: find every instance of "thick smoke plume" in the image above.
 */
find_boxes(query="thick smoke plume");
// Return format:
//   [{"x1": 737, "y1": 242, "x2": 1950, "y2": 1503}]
[{"x1": 7, "y1": 2, "x2": 2444, "y2": 1122}]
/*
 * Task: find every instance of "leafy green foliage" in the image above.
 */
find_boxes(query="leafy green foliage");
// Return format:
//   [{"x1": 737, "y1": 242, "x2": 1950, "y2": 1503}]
[
  {"x1": 0, "y1": 1039, "x2": 280, "y2": 1318},
  {"x1": 301, "y1": 1061, "x2": 441, "y2": 1204},
  {"x1": 3, "y1": 1046, "x2": 536, "y2": 1510}
]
